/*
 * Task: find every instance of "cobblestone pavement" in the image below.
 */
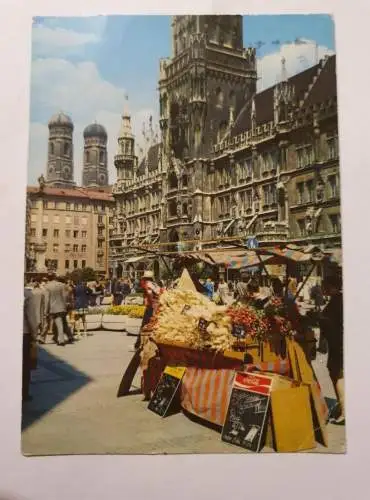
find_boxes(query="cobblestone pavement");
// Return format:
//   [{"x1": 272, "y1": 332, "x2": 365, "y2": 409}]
[{"x1": 21, "y1": 330, "x2": 345, "y2": 456}]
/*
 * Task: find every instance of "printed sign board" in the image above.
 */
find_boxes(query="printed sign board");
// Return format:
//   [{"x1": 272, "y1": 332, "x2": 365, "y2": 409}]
[
  {"x1": 148, "y1": 366, "x2": 186, "y2": 417},
  {"x1": 221, "y1": 372, "x2": 272, "y2": 452}
]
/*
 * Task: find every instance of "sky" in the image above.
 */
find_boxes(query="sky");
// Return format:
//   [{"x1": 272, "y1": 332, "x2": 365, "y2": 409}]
[{"x1": 28, "y1": 14, "x2": 335, "y2": 185}]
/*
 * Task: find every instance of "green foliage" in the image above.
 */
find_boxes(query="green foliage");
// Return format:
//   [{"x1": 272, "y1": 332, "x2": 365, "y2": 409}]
[{"x1": 66, "y1": 267, "x2": 97, "y2": 283}]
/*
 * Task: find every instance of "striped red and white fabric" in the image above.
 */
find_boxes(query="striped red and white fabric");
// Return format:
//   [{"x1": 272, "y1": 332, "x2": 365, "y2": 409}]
[
  {"x1": 244, "y1": 359, "x2": 291, "y2": 376},
  {"x1": 181, "y1": 368, "x2": 235, "y2": 427}
]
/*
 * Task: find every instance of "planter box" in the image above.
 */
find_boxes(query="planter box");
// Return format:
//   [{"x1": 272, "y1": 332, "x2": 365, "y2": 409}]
[
  {"x1": 102, "y1": 314, "x2": 128, "y2": 331},
  {"x1": 85, "y1": 314, "x2": 103, "y2": 331},
  {"x1": 125, "y1": 317, "x2": 142, "y2": 330}
]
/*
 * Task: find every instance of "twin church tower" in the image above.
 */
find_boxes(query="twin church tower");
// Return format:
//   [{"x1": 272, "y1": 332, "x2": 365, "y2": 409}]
[{"x1": 45, "y1": 112, "x2": 109, "y2": 189}]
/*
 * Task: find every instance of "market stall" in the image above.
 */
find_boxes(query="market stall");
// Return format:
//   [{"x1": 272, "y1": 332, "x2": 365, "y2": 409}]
[{"x1": 138, "y1": 267, "x2": 329, "y2": 452}]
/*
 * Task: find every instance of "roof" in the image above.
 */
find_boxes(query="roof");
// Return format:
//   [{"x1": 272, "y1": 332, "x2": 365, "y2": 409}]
[
  {"x1": 27, "y1": 185, "x2": 114, "y2": 202},
  {"x1": 231, "y1": 55, "x2": 336, "y2": 137},
  {"x1": 137, "y1": 143, "x2": 162, "y2": 176},
  {"x1": 83, "y1": 123, "x2": 107, "y2": 139},
  {"x1": 48, "y1": 112, "x2": 73, "y2": 129}
]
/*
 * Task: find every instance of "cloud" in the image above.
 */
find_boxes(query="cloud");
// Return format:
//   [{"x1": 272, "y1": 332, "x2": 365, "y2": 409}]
[
  {"x1": 32, "y1": 25, "x2": 99, "y2": 57},
  {"x1": 28, "y1": 58, "x2": 158, "y2": 185},
  {"x1": 257, "y1": 39, "x2": 335, "y2": 91}
]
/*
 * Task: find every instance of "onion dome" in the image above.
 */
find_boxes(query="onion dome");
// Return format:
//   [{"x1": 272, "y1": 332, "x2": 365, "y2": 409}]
[
  {"x1": 48, "y1": 112, "x2": 74, "y2": 129},
  {"x1": 83, "y1": 123, "x2": 107, "y2": 139}
]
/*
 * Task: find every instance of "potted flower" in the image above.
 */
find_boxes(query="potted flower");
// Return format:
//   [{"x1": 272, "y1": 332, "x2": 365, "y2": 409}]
[{"x1": 125, "y1": 305, "x2": 145, "y2": 330}]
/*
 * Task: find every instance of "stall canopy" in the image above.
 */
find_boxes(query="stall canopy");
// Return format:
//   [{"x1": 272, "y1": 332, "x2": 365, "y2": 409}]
[
  {"x1": 253, "y1": 244, "x2": 327, "y2": 264},
  {"x1": 124, "y1": 255, "x2": 148, "y2": 264}
]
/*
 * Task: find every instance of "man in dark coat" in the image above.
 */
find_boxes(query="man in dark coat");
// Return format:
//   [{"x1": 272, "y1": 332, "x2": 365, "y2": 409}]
[
  {"x1": 320, "y1": 274, "x2": 344, "y2": 425},
  {"x1": 23, "y1": 287, "x2": 38, "y2": 402}
]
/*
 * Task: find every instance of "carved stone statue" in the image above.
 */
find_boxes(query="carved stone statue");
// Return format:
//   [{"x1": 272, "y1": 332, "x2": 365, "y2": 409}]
[{"x1": 38, "y1": 174, "x2": 46, "y2": 191}]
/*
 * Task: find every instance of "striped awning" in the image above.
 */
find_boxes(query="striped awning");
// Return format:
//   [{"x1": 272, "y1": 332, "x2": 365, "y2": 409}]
[{"x1": 226, "y1": 253, "x2": 273, "y2": 269}]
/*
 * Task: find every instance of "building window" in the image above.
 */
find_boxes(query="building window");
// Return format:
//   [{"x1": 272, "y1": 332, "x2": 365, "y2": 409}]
[
  {"x1": 327, "y1": 135, "x2": 339, "y2": 160},
  {"x1": 297, "y1": 182, "x2": 305, "y2": 204},
  {"x1": 31, "y1": 214, "x2": 37, "y2": 222},
  {"x1": 54, "y1": 215, "x2": 60, "y2": 223},
  {"x1": 82, "y1": 230, "x2": 87, "y2": 238},
  {"x1": 81, "y1": 244, "x2": 87, "y2": 253},
  {"x1": 48, "y1": 201, "x2": 55, "y2": 209},
  {"x1": 30, "y1": 228, "x2": 36, "y2": 237},
  {"x1": 66, "y1": 202, "x2": 71, "y2": 211},
  {"x1": 81, "y1": 217, "x2": 87, "y2": 225},
  {"x1": 330, "y1": 214, "x2": 341, "y2": 233},
  {"x1": 53, "y1": 229, "x2": 59, "y2": 238},
  {"x1": 85, "y1": 151, "x2": 90, "y2": 163},
  {"x1": 262, "y1": 184, "x2": 276, "y2": 206},
  {"x1": 298, "y1": 219, "x2": 306, "y2": 236},
  {"x1": 64, "y1": 143, "x2": 69, "y2": 155},
  {"x1": 297, "y1": 145, "x2": 314, "y2": 168},
  {"x1": 328, "y1": 175, "x2": 339, "y2": 198},
  {"x1": 169, "y1": 200, "x2": 177, "y2": 217},
  {"x1": 73, "y1": 260, "x2": 78, "y2": 269},
  {"x1": 65, "y1": 260, "x2": 69, "y2": 270},
  {"x1": 42, "y1": 228, "x2": 47, "y2": 237},
  {"x1": 65, "y1": 215, "x2": 71, "y2": 224},
  {"x1": 98, "y1": 240, "x2": 103, "y2": 248},
  {"x1": 306, "y1": 180, "x2": 315, "y2": 203},
  {"x1": 98, "y1": 228, "x2": 103, "y2": 236},
  {"x1": 43, "y1": 201, "x2": 48, "y2": 209},
  {"x1": 82, "y1": 260, "x2": 86, "y2": 268},
  {"x1": 65, "y1": 244, "x2": 71, "y2": 252},
  {"x1": 43, "y1": 215, "x2": 48, "y2": 223},
  {"x1": 99, "y1": 151, "x2": 104, "y2": 163},
  {"x1": 53, "y1": 243, "x2": 59, "y2": 253},
  {"x1": 74, "y1": 216, "x2": 79, "y2": 225},
  {"x1": 73, "y1": 244, "x2": 78, "y2": 252},
  {"x1": 98, "y1": 215, "x2": 103, "y2": 223},
  {"x1": 73, "y1": 230, "x2": 79, "y2": 238},
  {"x1": 65, "y1": 230, "x2": 71, "y2": 238}
]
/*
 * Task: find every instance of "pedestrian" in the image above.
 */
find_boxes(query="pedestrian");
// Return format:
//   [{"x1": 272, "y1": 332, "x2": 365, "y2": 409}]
[
  {"x1": 310, "y1": 279, "x2": 325, "y2": 312},
  {"x1": 23, "y1": 286, "x2": 38, "y2": 402},
  {"x1": 235, "y1": 273, "x2": 250, "y2": 304},
  {"x1": 204, "y1": 278, "x2": 214, "y2": 300},
  {"x1": 44, "y1": 273, "x2": 70, "y2": 346},
  {"x1": 319, "y1": 274, "x2": 345, "y2": 425},
  {"x1": 31, "y1": 280, "x2": 46, "y2": 341},
  {"x1": 112, "y1": 278, "x2": 123, "y2": 305},
  {"x1": 73, "y1": 281, "x2": 92, "y2": 337},
  {"x1": 217, "y1": 275, "x2": 229, "y2": 305},
  {"x1": 134, "y1": 270, "x2": 160, "y2": 350},
  {"x1": 121, "y1": 279, "x2": 131, "y2": 303}
]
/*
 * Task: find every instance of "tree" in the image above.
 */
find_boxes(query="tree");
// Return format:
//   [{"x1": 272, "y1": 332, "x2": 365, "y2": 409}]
[{"x1": 66, "y1": 267, "x2": 97, "y2": 283}]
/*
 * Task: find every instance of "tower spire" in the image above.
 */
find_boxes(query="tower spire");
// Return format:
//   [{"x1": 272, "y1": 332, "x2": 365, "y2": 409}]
[{"x1": 281, "y1": 56, "x2": 288, "y2": 82}]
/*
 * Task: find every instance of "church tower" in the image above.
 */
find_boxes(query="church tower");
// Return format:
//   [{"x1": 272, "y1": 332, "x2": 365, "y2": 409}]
[
  {"x1": 82, "y1": 123, "x2": 109, "y2": 187},
  {"x1": 46, "y1": 112, "x2": 75, "y2": 187},
  {"x1": 114, "y1": 99, "x2": 137, "y2": 183},
  {"x1": 159, "y1": 15, "x2": 257, "y2": 160}
]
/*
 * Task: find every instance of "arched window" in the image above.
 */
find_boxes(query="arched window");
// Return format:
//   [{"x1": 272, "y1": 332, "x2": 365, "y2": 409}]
[
  {"x1": 182, "y1": 174, "x2": 188, "y2": 187},
  {"x1": 229, "y1": 90, "x2": 236, "y2": 109},
  {"x1": 85, "y1": 151, "x2": 90, "y2": 163},
  {"x1": 64, "y1": 143, "x2": 69, "y2": 155},
  {"x1": 169, "y1": 172, "x2": 178, "y2": 190},
  {"x1": 169, "y1": 200, "x2": 177, "y2": 217},
  {"x1": 183, "y1": 203, "x2": 188, "y2": 216},
  {"x1": 99, "y1": 150, "x2": 104, "y2": 163},
  {"x1": 50, "y1": 143, "x2": 54, "y2": 155},
  {"x1": 278, "y1": 101, "x2": 288, "y2": 122},
  {"x1": 216, "y1": 88, "x2": 224, "y2": 108}
]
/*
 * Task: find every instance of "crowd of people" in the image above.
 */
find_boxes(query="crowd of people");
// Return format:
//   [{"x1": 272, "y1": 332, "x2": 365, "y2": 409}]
[{"x1": 23, "y1": 267, "x2": 344, "y2": 424}]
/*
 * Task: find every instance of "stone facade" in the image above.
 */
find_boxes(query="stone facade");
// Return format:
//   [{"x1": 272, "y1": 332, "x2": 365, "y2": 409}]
[
  {"x1": 27, "y1": 184, "x2": 114, "y2": 276},
  {"x1": 46, "y1": 112, "x2": 76, "y2": 188},
  {"x1": 109, "y1": 16, "x2": 341, "y2": 278},
  {"x1": 82, "y1": 123, "x2": 109, "y2": 188}
]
